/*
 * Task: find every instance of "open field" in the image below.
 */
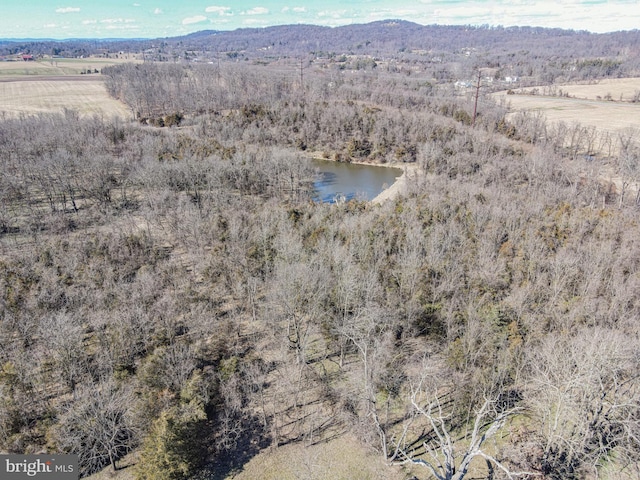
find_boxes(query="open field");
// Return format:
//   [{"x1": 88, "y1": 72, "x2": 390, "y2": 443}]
[
  {"x1": 549, "y1": 77, "x2": 640, "y2": 102},
  {"x1": 0, "y1": 75, "x2": 132, "y2": 118},
  {"x1": 0, "y1": 55, "x2": 141, "y2": 76},
  {"x1": 493, "y1": 77, "x2": 640, "y2": 137},
  {"x1": 0, "y1": 56, "x2": 139, "y2": 118}
]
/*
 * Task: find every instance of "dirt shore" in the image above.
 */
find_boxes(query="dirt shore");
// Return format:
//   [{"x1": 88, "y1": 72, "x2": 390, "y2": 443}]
[{"x1": 371, "y1": 162, "x2": 419, "y2": 204}]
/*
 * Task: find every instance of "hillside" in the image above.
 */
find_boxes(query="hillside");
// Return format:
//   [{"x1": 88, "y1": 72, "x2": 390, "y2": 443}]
[{"x1": 1, "y1": 21, "x2": 640, "y2": 480}]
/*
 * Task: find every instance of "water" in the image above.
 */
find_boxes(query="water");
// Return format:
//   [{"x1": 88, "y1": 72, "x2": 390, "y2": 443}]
[{"x1": 311, "y1": 159, "x2": 402, "y2": 203}]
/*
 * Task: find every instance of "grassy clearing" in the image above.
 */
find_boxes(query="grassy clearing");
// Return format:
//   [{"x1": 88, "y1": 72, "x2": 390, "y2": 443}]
[
  {"x1": 83, "y1": 435, "x2": 418, "y2": 480},
  {"x1": 206, "y1": 434, "x2": 415, "y2": 480}
]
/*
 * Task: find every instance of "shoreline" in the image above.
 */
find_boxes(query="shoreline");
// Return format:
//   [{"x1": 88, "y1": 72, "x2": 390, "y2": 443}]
[{"x1": 370, "y1": 162, "x2": 420, "y2": 204}]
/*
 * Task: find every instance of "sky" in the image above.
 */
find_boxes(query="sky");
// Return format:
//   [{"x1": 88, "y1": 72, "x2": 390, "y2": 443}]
[{"x1": 2, "y1": 0, "x2": 639, "y2": 39}]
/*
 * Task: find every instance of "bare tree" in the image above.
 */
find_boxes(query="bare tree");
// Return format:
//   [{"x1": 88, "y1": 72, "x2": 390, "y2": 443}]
[
  {"x1": 38, "y1": 312, "x2": 87, "y2": 394},
  {"x1": 268, "y1": 255, "x2": 329, "y2": 365},
  {"x1": 54, "y1": 380, "x2": 139, "y2": 476},
  {"x1": 389, "y1": 379, "x2": 537, "y2": 480},
  {"x1": 617, "y1": 127, "x2": 640, "y2": 207},
  {"x1": 525, "y1": 328, "x2": 640, "y2": 478}
]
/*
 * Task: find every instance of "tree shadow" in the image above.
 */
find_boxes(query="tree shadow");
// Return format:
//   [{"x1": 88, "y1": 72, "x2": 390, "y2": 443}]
[
  {"x1": 192, "y1": 397, "x2": 347, "y2": 479},
  {"x1": 192, "y1": 413, "x2": 271, "y2": 480}
]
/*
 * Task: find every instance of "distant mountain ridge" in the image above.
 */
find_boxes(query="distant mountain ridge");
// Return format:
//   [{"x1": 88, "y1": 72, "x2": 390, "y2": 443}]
[
  {"x1": 1, "y1": 20, "x2": 638, "y2": 64},
  {"x1": 162, "y1": 20, "x2": 638, "y2": 63},
  {"x1": 163, "y1": 20, "x2": 586, "y2": 55}
]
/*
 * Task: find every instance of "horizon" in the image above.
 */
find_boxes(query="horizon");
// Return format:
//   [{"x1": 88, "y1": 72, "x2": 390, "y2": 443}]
[
  {"x1": 2, "y1": 1, "x2": 638, "y2": 41},
  {"x1": 0, "y1": 21, "x2": 629, "y2": 44}
]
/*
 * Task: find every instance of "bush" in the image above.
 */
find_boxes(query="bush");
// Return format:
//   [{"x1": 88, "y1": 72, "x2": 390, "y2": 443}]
[
  {"x1": 453, "y1": 109, "x2": 472, "y2": 125},
  {"x1": 135, "y1": 402, "x2": 207, "y2": 480}
]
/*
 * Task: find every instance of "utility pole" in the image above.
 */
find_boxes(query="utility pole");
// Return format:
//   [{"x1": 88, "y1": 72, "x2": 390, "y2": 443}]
[
  {"x1": 299, "y1": 58, "x2": 305, "y2": 91},
  {"x1": 472, "y1": 70, "x2": 482, "y2": 126}
]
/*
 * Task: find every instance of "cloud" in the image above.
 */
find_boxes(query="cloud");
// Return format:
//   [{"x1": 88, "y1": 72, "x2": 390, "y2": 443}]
[
  {"x1": 242, "y1": 18, "x2": 268, "y2": 25},
  {"x1": 100, "y1": 18, "x2": 136, "y2": 24},
  {"x1": 317, "y1": 9, "x2": 348, "y2": 19},
  {"x1": 244, "y1": 7, "x2": 269, "y2": 15},
  {"x1": 366, "y1": 8, "x2": 418, "y2": 19},
  {"x1": 154, "y1": 8, "x2": 163, "y2": 14},
  {"x1": 105, "y1": 24, "x2": 140, "y2": 30},
  {"x1": 205, "y1": 6, "x2": 232, "y2": 15},
  {"x1": 419, "y1": 0, "x2": 472, "y2": 3},
  {"x1": 182, "y1": 15, "x2": 208, "y2": 25},
  {"x1": 55, "y1": 7, "x2": 80, "y2": 14},
  {"x1": 82, "y1": 20, "x2": 98, "y2": 25},
  {"x1": 209, "y1": 18, "x2": 232, "y2": 26},
  {"x1": 409, "y1": 0, "x2": 640, "y2": 33},
  {"x1": 314, "y1": 9, "x2": 354, "y2": 26},
  {"x1": 283, "y1": 6, "x2": 307, "y2": 13}
]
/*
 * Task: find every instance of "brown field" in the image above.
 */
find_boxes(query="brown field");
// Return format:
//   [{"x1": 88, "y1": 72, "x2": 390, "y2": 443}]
[
  {"x1": 0, "y1": 57, "x2": 139, "y2": 119},
  {"x1": 0, "y1": 76, "x2": 132, "y2": 118},
  {"x1": 0, "y1": 55, "x2": 141, "y2": 76},
  {"x1": 493, "y1": 77, "x2": 640, "y2": 137}
]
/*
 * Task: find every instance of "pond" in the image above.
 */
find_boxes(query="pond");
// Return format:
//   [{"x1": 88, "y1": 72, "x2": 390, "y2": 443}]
[{"x1": 311, "y1": 159, "x2": 402, "y2": 203}]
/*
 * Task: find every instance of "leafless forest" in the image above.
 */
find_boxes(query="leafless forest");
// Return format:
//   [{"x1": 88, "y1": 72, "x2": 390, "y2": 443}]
[{"x1": 2, "y1": 22, "x2": 640, "y2": 480}]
